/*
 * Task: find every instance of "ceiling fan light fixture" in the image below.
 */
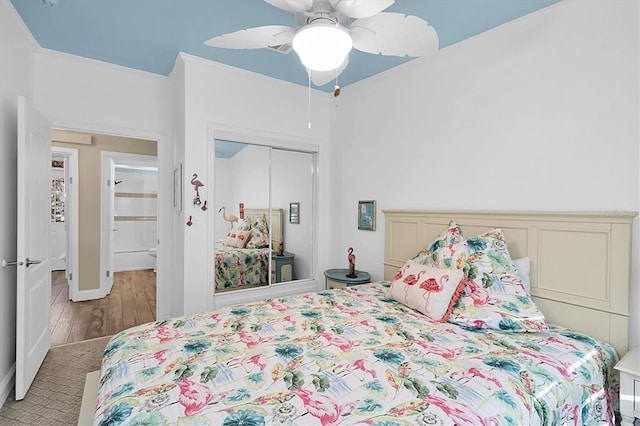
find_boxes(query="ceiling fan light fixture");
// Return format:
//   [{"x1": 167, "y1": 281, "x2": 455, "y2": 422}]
[{"x1": 292, "y1": 22, "x2": 352, "y2": 72}]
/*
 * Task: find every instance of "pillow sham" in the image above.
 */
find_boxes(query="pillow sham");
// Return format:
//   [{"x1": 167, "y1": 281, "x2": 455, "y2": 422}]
[
  {"x1": 449, "y1": 229, "x2": 546, "y2": 332},
  {"x1": 388, "y1": 260, "x2": 465, "y2": 322},
  {"x1": 466, "y1": 228, "x2": 519, "y2": 277},
  {"x1": 245, "y1": 215, "x2": 270, "y2": 249},
  {"x1": 224, "y1": 230, "x2": 252, "y2": 248},
  {"x1": 448, "y1": 273, "x2": 548, "y2": 332},
  {"x1": 413, "y1": 219, "x2": 466, "y2": 268},
  {"x1": 235, "y1": 219, "x2": 251, "y2": 232}
]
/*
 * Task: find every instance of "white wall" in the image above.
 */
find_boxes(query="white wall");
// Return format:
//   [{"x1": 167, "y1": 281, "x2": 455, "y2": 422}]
[
  {"x1": 272, "y1": 149, "x2": 315, "y2": 279},
  {"x1": 175, "y1": 54, "x2": 332, "y2": 315},
  {"x1": 213, "y1": 157, "x2": 234, "y2": 242},
  {"x1": 331, "y1": 0, "x2": 639, "y2": 347},
  {"x1": 0, "y1": 0, "x2": 38, "y2": 406}
]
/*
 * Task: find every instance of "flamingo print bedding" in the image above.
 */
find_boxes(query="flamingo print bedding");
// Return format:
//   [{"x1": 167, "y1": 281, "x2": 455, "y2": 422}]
[
  {"x1": 94, "y1": 283, "x2": 618, "y2": 425},
  {"x1": 215, "y1": 242, "x2": 270, "y2": 290}
]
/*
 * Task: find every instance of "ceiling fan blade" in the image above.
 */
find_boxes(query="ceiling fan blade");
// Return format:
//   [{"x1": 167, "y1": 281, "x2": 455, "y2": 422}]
[
  {"x1": 264, "y1": 0, "x2": 313, "y2": 13},
  {"x1": 350, "y1": 12, "x2": 439, "y2": 57},
  {"x1": 204, "y1": 25, "x2": 296, "y2": 49},
  {"x1": 308, "y1": 58, "x2": 348, "y2": 87},
  {"x1": 329, "y1": 0, "x2": 394, "y2": 19}
]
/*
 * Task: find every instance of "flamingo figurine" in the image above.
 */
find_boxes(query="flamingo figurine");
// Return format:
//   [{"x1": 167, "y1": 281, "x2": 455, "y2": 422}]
[
  {"x1": 218, "y1": 207, "x2": 239, "y2": 229},
  {"x1": 346, "y1": 247, "x2": 356, "y2": 277}
]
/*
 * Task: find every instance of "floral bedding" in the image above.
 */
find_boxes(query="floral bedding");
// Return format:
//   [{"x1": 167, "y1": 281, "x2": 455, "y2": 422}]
[
  {"x1": 95, "y1": 283, "x2": 618, "y2": 426},
  {"x1": 215, "y1": 242, "x2": 269, "y2": 290}
]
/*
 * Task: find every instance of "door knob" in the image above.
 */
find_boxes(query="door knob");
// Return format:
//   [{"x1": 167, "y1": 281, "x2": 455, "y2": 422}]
[
  {"x1": 25, "y1": 258, "x2": 41, "y2": 268},
  {"x1": 1, "y1": 260, "x2": 23, "y2": 268}
]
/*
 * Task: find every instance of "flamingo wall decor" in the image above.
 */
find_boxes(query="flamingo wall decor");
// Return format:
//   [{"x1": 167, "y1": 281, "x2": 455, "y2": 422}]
[{"x1": 190, "y1": 173, "x2": 204, "y2": 205}]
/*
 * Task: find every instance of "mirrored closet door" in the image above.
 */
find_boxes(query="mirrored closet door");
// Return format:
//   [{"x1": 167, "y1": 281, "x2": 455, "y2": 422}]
[{"x1": 214, "y1": 139, "x2": 315, "y2": 294}]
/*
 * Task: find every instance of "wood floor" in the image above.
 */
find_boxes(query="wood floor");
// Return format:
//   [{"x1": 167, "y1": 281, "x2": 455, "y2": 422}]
[{"x1": 50, "y1": 269, "x2": 156, "y2": 346}]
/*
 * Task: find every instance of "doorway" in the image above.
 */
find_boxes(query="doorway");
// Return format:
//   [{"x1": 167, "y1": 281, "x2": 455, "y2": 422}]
[{"x1": 50, "y1": 131, "x2": 159, "y2": 346}]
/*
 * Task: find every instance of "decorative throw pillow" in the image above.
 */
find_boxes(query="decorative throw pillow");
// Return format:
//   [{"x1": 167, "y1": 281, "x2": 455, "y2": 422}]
[
  {"x1": 388, "y1": 260, "x2": 465, "y2": 322},
  {"x1": 448, "y1": 273, "x2": 548, "y2": 332},
  {"x1": 236, "y1": 219, "x2": 251, "y2": 232},
  {"x1": 413, "y1": 220, "x2": 467, "y2": 268},
  {"x1": 245, "y1": 215, "x2": 270, "y2": 249},
  {"x1": 410, "y1": 220, "x2": 547, "y2": 332},
  {"x1": 466, "y1": 228, "x2": 519, "y2": 277},
  {"x1": 224, "y1": 230, "x2": 252, "y2": 248}
]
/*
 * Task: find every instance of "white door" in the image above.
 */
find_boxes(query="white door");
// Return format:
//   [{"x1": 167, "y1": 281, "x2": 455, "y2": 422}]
[
  {"x1": 101, "y1": 157, "x2": 116, "y2": 294},
  {"x1": 15, "y1": 96, "x2": 51, "y2": 400}
]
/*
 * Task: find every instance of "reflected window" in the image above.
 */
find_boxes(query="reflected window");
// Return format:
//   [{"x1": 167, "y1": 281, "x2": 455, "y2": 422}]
[{"x1": 51, "y1": 159, "x2": 65, "y2": 222}]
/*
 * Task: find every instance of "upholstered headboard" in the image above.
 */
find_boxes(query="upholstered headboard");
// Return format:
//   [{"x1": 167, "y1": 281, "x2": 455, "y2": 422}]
[
  {"x1": 383, "y1": 210, "x2": 636, "y2": 356},
  {"x1": 244, "y1": 208, "x2": 283, "y2": 248}
]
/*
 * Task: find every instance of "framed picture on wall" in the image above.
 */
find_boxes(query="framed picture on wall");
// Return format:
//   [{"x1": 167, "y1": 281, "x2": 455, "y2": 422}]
[
  {"x1": 358, "y1": 200, "x2": 376, "y2": 231},
  {"x1": 289, "y1": 202, "x2": 300, "y2": 224}
]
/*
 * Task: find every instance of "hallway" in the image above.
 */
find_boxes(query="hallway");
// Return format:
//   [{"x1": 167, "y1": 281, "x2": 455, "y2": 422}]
[{"x1": 50, "y1": 269, "x2": 156, "y2": 346}]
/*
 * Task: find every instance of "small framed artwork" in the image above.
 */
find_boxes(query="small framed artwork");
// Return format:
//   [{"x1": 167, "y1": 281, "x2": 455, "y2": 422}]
[
  {"x1": 358, "y1": 200, "x2": 376, "y2": 231},
  {"x1": 289, "y1": 202, "x2": 300, "y2": 224}
]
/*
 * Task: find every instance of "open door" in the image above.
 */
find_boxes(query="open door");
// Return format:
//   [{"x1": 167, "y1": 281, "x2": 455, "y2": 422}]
[
  {"x1": 15, "y1": 96, "x2": 51, "y2": 400},
  {"x1": 101, "y1": 156, "x2": 116, "y2": 295}
]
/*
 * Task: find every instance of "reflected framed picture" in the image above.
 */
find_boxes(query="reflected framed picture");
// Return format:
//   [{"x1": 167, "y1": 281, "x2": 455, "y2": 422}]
[
  {"x1": 358, "y1": 200, "x2": 376, "y2": 231},
  {"x1": 289, "y1": 202, "x2": 300, "y2": 224}
]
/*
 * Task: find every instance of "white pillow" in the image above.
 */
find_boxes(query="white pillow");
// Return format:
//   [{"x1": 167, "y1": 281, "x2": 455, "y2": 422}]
[{"x1": 513, "y1": 257, "x2": 531, "y2": 292}]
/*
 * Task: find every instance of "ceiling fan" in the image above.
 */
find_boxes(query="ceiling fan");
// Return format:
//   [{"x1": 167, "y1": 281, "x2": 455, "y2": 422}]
[{"x1": 204, "y1": 0, "x2": 439, "y2": 87}]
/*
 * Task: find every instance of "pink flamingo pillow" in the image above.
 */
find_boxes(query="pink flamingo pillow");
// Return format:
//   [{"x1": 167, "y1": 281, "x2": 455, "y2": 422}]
[
  {"x1": 224, "y1": 230, "x2": 252, "y2": 248},
  {"x1": 388, "y1": 260, "x2": 465, "y2": 322}
]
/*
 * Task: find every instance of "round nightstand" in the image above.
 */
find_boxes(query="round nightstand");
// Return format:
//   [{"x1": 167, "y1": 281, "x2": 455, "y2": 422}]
[{"x1": 324, "y1": 268, "x2": 371, "y2": 289}]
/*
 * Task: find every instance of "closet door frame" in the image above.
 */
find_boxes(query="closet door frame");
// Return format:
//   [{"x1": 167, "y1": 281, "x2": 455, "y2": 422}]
[{"x1": 207, "y1": 123, "x2": 320, "y2": 309}]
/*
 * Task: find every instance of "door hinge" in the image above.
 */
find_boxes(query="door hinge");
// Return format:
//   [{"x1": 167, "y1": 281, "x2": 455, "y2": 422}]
[
  {"x1": 107, "y1": 179, "x2": 111, "y2": 187},
  {"x1": 69, "y1": 176, "x2": 73, "y2": 184},
  {"x1": 69, "y1": 273, "x2": 72, "y2": 281},
  {"x1": 106, "y1": 270, "x2": 110, "y2": 278}
]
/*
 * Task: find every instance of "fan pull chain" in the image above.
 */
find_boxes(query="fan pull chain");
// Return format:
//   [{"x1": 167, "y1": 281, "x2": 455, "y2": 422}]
[{"x1": 308, "y1": 71, "x2": 312, "y2": 129}]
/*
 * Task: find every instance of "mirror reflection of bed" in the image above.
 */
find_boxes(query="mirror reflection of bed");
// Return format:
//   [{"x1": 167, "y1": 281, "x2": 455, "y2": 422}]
[
  {"x1": 215, "y1": 208, "x2": 283, "y2": 293},
  {"x1": 214, "y1": 138, "x2": 315, "y2": 293}
]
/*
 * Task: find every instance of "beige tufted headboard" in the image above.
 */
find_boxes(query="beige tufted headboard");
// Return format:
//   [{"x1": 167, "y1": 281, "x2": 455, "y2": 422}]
[{"x1": 383, "y1": 209, "x2": 636, "y2": 356}]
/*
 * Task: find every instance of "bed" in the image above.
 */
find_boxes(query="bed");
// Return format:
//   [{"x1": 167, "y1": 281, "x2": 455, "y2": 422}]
[
  {"x1": 94, "y1": 210, "x2": 635, "y2": 425},
  {"x1": 215, "y1": 208, "x2": 283, "y2": 292}
]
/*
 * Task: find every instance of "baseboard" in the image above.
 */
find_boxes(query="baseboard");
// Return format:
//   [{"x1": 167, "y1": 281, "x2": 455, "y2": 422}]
[
  {"x1": 78, "y1": 370, "x2": 100, "y2": 426},
  {"x1": 72, "y1": 288, "x2": 105, "y2": 302},
  {"x1": 0, "y1": 363, "x2": 16, "y2": 409},
  {"x1": 113, "y1": 251, "x2": 155, "y2": 272},
  {"x1": 112, "y1": 266, "x2": 155, "y2": 272}
]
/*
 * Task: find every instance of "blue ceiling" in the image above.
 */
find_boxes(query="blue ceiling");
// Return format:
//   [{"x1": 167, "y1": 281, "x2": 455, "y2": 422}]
[{"x1": 11, "y1": 0, "x2": 560, "y2": 91}]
